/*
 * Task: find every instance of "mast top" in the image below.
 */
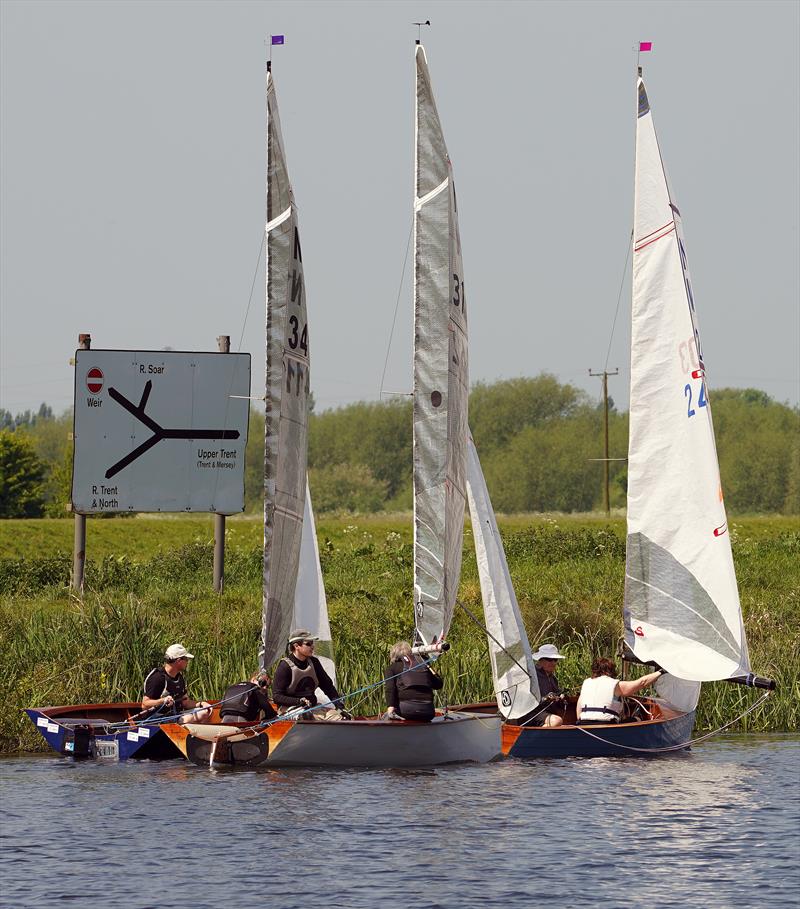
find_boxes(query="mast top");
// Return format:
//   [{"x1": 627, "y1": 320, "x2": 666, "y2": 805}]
[{"x1": 413, "y1": 19, "x2": 431, "y2": 44}]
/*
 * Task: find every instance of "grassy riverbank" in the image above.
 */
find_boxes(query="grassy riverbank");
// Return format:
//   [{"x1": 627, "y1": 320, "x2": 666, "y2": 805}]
[{"x1": 1, "y1": 514, "x2": 797, "y2": 752}]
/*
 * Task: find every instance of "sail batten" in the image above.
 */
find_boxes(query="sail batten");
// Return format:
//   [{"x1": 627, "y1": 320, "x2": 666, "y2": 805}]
[
  {"x1": 261, "y1": 68, "x2": 310, "y2": 671},
  {"x1": 625, "y1": 75, "x2": 750, "y2": 683},
  {"x1": 412, "y1": 44, "x2": 468, "y2": 647}
]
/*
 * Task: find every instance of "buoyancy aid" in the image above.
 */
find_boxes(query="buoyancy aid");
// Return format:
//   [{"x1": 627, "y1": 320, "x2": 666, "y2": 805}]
[
  {"x1": 282, "y1": 657, "x2": 320, "y2": 698},
  {"x1": 395, "y1": 659, "x2": 435, "y2": 702},
  {"x1": 578, "y1": 675, "x2": 623, "y2": 723},
  {"x1": 221, "y1": 681, "x2": 256, "y2": 719}
]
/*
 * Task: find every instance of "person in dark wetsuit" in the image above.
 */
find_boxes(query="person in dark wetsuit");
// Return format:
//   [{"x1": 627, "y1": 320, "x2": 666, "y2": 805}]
[
  {"x1": 142, "y1": 643, "x2": 211, "y2": 723},
  {"x1": 220, "y1": 672, "x2": 278, "y2": 724},
  {"x1": 272, "y1": 629, "x2": 346, "y2": 717},
  {"x1": 384, "y1": 640, "x2": 444, "y2": 722}
]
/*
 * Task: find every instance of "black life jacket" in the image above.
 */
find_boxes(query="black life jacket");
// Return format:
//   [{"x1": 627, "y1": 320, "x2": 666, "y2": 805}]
[
  {"x1": 222, "y1": 682, "x2": 257, "y2": 719},
  {"x1": 395, "y1": 660, "x2": 434, "y2": 701}
]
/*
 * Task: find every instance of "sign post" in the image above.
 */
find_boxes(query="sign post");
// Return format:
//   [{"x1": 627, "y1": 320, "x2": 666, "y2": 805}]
[
  {"x1": 71, "y1": 333, "x2": 91, "y2": 594},
  {"x1": 213, "y1": 335, "x2": 231, "y2": 593}
]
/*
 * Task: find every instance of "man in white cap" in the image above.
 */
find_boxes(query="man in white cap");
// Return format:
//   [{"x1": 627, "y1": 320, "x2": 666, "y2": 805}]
[
  {"x1": 142, "y1": 644, "x2": 211, "y2": 722},
  {"x1": 272, "y1": 629, "x2": 349, "y2": 718},
  {"x1": 531, "y1": 643, "x2": 567, "y2": 728}
]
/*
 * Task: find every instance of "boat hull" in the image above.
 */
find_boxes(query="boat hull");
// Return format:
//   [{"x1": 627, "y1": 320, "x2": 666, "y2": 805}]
[
  {"x1": 454, "y1": 700, "x2": 696, "y2": 758},
  {"x1": 163, "y1": 711, "x2": 503, "y2": 768},
  {"x1": 24, "y1": 704, "x2": 182, "y2": 761}
]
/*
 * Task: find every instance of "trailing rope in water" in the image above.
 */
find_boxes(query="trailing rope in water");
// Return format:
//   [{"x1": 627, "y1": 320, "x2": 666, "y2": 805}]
[{"x1": 573, "y1": 691, "x2": 772, "y2": 753}]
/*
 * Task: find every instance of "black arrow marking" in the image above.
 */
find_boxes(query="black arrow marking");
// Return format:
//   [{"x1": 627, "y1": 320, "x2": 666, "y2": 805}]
[{"x1": 105, "y1": 381, "x2": 240, "y2": 479}]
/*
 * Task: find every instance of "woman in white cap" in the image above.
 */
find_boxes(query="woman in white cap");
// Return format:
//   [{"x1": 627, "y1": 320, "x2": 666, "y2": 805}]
[
  {"x1": 141, "y1": 644, "x2": 211, "y2": 722},
  {"x1": 530, "y1": 643, "x2": 567, "y2": 728}
]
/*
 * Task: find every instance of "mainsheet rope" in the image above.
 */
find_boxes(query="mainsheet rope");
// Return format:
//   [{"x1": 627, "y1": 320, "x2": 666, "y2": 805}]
[{"x1": 573, "y1": 690, "x2": 772, "y2": 753}]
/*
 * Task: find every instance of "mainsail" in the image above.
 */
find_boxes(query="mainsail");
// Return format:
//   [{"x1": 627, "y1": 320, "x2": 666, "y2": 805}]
[
  {"x1": 466, "y1": 436, "x2": 539, "y2": 720},
  {"x1": 261, "y1": 63, "x2": 310, "y2": 670},
  {"x1": 412, "y1": 44, "x2": 469, "y2": 647},
  {"x1": 624, "y1": 74, "x2": 750, "y2": 685}
]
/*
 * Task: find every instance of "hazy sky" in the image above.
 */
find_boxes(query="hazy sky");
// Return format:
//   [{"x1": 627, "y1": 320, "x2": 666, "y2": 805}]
[{"x1": 1, "y1": 0, "x2": 798, "y2": 418}]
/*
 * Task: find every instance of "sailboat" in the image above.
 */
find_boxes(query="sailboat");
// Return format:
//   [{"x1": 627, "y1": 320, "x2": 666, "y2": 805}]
[
  {"x1": 163, "y1": 44, "x2": 501, "y2": 767},
  {"x1": 457, "y1": 64, "x2": 774, "y2": 758}
]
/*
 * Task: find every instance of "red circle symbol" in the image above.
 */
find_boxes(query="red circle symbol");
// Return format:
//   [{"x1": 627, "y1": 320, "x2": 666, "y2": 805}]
[{"x1": 86, "y1": 367, "x2": 104, "y2": 395}]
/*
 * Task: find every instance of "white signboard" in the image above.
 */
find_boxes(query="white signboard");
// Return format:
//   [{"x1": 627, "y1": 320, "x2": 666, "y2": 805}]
[{"x1": 71, "y1": 349, "x2": 251, "y2": 514}]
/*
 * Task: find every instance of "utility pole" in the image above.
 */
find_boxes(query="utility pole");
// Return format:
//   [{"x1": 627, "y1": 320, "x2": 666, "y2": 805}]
[{"x1": 589, "y1": 368, "x2": 620, "y2": 514}]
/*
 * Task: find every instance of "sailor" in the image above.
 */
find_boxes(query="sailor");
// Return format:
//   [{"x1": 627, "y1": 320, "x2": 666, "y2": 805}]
[
  {"x1": 272, "y1": 630, "x2": 348, "y2": 718},
  {"x1": 523, "y1": 643, "x2": 567, "y2": 728},
  {"x1": 576, "y1": 657, "x2": 663, "y2": 724},
  {"x1": 384, "y1": 640, "x2": 444, "y2": 722},
  {"x1": 220, "y1": 672, "x2": 278, "y2": 724},
  {"x1": 142, "y1": 644, "x2": 212, "y2": 723}
]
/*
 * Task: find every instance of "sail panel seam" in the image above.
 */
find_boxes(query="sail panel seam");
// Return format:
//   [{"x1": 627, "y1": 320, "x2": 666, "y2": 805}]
[{"x1": 415, "y1": 178, "x2": 449, "y2": 211}]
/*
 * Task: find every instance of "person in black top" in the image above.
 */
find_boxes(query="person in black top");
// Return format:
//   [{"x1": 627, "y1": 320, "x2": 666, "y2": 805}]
[
  {"x1": 142, "y1": 643, "x2": 211, "y2": 722},
  {"x1": 272, "y1": 629, "x2": 348, "y2": 717},
  {"x1": 526, "y1": 643, "x2": 566, "y2": 728},
  {"x1": 384, "y1": 640, "x2": 444, "y2": 722},
  {"x1": 220, "y1": 672, "x2": 278, "y2": 724}
]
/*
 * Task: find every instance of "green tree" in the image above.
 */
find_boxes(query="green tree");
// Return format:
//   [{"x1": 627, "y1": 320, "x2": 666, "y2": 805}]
[
  {"x1": 309, "y1": 463, "x2": 388, "y2": 513},
  {"x1": 470, "y1": 375, "x2": 587, "y2": 455},
  {"x1": 0, "y1": 430, "x2": 46, "y2": 518}
]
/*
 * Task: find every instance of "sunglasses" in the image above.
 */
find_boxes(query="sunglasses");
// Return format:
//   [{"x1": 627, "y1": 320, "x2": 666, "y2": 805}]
[{"x1": 298, "y1": 640, "x2": 315, "y2": 647}]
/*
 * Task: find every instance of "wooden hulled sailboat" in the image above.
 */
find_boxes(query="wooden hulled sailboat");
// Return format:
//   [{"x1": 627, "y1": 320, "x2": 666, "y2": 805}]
[
  {"x1": 164, "y1": 45, "x2": 500, "y2": 767},
  {"x1": 458, "y1": 65, "x2": 774, "y2": 758}
]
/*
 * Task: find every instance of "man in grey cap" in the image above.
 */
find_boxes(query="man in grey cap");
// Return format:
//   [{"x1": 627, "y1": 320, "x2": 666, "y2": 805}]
[
  {"x1": 142, "y1": 644, "x2": 211, "y2": 722},
  {"x1": 530, "y1": 643, "x2": 567, "y2": 728},
  {"x1": 271, "y1": 629, "x2": 350, "y2": 719}
]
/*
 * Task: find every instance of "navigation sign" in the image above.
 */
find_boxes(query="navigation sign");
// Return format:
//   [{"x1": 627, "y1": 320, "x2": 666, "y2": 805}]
[{"x1": 71, "y1": 349, "x2": 251, "y2": 514}]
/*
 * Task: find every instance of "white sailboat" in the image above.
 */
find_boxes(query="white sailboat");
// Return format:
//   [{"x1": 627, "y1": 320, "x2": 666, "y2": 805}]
[
  {"x1": 166, "y1": 45, "x2": 500, "y2": 767},
  {"x1": 459, "y1": 64, "x2": 773, "y2": 757}
]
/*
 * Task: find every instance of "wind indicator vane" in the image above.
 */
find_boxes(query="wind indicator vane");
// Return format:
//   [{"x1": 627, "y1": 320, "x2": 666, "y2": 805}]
[
  {"x1": 267, "y1": 33, "x2": 285, "y2": 70},
  {"x1": 414, "y1": 20, "x2": 431, "y2": 44}
]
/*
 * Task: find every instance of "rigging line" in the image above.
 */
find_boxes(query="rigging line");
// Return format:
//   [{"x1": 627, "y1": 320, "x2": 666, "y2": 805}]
[
  {"x1": 573, "y1": 690, "x2": 772, "y2": 754},
  {"x1": 604, "y1": 228, "x2": 633, "y2": 373},
  {"x1": 379, "y1": 217, "x2": 414, "y2": 398},
  {"x1": 455, "y1": 599, "x2": 533, "y2": 682},
  {"x1": 206, "y1": 225, "x2": 267, "y2": 523},
  {"x1": 237, "y1": 228, "x2": 267, "y2": 354}
]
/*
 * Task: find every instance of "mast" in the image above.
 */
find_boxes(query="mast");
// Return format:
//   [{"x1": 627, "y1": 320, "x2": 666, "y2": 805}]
[
  {"x1": 261, "y1": 60, "x2": 310, "y2": 670},
  {"x1": 412, "y1": 43, "x2": 469, "y2": 647}
]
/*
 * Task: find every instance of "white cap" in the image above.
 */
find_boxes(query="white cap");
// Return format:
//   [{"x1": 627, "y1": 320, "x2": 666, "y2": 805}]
[{"x1": 165, "y1": 644, "x2": 194, "y2": 660}]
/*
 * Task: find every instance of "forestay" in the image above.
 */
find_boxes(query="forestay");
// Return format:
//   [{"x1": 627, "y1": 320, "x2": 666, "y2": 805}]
[
  {"x1": 261, "y1": 65, "x2": 310, "y2": 670},
  {"x1": 466, "y1": 437, "x2": 539, "y2": 719},
  {"x1": 624, "y1": 75, "x2": 750, "y2": 685},
  {"x1": 413, "y1": 44, "x2": 469, "y2": 647},
  {"x1": 294, "y1": 483, "x2": 337, "y2": 689}
]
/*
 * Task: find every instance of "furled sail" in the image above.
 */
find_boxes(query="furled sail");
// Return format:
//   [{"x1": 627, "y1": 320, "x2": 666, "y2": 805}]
[
  {"x1": 412, "y1": 44, "x2": 469, "y2": 647},
  {"x1": 466, "y1": 436, "x2": 539, "y2": 719},
  {"x1": 261, "y1": 64, "x2": 310, "y2": 670},
  {"x1": 294, "y1": 482, "x2": 336, "y2": 686},
  {"x1": 624, "y1": 75, "x2": 750, "y2": 684}
]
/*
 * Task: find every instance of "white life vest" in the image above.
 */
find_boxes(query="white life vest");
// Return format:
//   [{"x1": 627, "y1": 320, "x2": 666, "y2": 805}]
[{"x1": 577, "y1": 675, "x2": 623, "y2": 723}]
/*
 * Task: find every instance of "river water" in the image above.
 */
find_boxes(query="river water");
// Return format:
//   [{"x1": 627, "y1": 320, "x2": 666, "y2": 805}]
[{"x1": 1, "y1": 735, "x2": 798, "y2": 909}]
